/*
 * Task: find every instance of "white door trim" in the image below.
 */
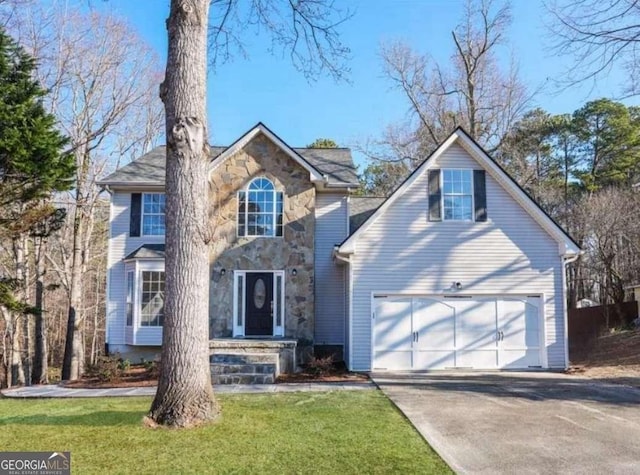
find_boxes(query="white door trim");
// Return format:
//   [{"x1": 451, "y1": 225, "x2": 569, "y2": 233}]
[{"x1": 233, "y1": 270, "x2": 285, "y2": 337}]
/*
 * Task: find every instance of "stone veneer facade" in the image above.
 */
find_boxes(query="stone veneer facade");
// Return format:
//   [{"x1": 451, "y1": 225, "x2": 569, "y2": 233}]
[{"x1": 208, "y1": 134, "x2": 315, "y2": 361}]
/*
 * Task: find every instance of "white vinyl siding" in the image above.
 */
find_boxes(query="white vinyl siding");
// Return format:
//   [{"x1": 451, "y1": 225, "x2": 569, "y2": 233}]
[
  {"x1": 349, "y1": 143, "x2": 566, "y2": 371},
  {"x1": 106, "y1": 191, "x2": 165, "y2": 347},
  {"x1": 314, "y1": 193, "x2": 348, "y2": 345}
]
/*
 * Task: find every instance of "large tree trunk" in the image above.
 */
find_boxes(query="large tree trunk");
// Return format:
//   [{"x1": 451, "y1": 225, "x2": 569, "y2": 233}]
[
  {"x1": 149, "y1": 0, "x2": 219, "y2": 427},
  {"x1": 32, "y1": 237, "x2": 48, "y2": 384}
]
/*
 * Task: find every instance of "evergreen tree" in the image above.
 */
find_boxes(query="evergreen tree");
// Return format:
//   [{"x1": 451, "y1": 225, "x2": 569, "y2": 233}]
[{"x1": 0, "y1": 27, "x2": 73, "y2": 214}]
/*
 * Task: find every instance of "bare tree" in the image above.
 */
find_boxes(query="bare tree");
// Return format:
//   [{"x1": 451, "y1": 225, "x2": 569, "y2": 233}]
[
  {"x1": 546, "y1": 0, "x2": 640, "y2": 97},
  {"x1": 208, "y1": 0, "x2": 352, "y2": 81},
  {"x1": 6, "y1": 5, "x2": 164, "y2": 381},
  {"x1": 374, "y1": 0, "x2": 530, "y2": 166},
  {"x1": 570, "y1": 188, "x2": 640, "y2": 322}
]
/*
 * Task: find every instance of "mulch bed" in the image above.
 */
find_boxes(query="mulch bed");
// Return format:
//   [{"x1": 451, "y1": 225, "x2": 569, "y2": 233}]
[
  {"x1": 61, "y1": 367, "x2": 158, "y2": 389},
  {"x1": 62, "y1": 363, "x2": 369, "y2": 388}
]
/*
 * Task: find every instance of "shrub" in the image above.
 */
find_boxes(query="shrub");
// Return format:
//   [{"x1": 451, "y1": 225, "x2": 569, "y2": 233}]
[
  {"x1": 85, "y1": 355, "x2": 125, "y2": 382},
  {"x1": 306, "y1": 355, "x2": 335, "y2": 375}
]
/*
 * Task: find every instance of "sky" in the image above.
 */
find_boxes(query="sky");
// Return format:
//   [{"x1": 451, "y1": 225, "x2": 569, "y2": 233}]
[{"x1": 91, "y1": 0, "x2": 636, "y2": 169}]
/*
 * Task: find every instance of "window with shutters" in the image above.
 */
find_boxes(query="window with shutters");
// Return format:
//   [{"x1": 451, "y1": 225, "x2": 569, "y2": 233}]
[
  {"x1": 142, "y1": 193, "x2": 165, "y2": 235},
  {"x1": 442, "y1": 169, "x2": 473, "y2": 221}
]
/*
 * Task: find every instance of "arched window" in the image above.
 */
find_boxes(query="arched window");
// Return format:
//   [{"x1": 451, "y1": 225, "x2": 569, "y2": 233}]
[{"x1": 238, "y1": 177, "x2": 284, "y2": 237}]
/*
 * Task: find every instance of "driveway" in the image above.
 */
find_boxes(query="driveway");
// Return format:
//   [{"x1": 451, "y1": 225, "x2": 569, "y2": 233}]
[{"x1": 372, "y1": 372, "x2": 640, "y2": 474}]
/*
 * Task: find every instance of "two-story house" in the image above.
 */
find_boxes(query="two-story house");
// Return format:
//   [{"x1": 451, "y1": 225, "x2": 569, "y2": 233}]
[{"x1": 98, "y1": 123, "x2": 580, "y2": 380}]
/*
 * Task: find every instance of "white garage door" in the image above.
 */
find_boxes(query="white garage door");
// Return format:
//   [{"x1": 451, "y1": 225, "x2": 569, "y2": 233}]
[{"x1": 373, "y1": 295, "x2": 542, "y2": 370}]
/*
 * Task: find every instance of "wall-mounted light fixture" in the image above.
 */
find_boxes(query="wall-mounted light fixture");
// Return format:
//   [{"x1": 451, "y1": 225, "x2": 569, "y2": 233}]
[
  {"x1": 291, "y1": 268, "x2": 297, "y2": 276},
  {"x1": 455, "y1": 281, "x2": 462, "y2": 290},
  {"x1": 220, "y1": 268, "x2": 226, "y2": 276}
]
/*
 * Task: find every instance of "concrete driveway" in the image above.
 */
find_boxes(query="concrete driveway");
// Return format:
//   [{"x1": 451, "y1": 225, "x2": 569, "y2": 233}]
[{"x1": 372, "y1": 372, "x2": 640, "y2": 474}]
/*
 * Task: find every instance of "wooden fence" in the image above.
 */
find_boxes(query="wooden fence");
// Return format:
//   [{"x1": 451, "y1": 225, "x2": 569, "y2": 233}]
[{"x1": 568, "y1": 301, "x2": 638, "y2": 355}]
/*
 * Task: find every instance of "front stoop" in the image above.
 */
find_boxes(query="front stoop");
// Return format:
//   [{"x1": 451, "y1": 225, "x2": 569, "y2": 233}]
[{"x1": 209, "y1": 339, "x2": 297, "y2": 385}]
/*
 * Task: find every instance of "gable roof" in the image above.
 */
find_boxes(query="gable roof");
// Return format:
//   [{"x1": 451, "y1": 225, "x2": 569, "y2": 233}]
[
  {"x1": 98, "y1": 122, "x2": 358, "y2": 188},
  {"x1": 349, "y1": 196, "x2": 386, "y2": 235},
  {"x1": 338, "y1": 127, "x2": 581, "y2": 257}
]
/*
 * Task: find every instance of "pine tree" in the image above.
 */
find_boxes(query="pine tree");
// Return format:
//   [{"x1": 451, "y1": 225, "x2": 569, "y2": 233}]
[{"x1": 0, "y1": 27, "x2": 73, "y2": 211}]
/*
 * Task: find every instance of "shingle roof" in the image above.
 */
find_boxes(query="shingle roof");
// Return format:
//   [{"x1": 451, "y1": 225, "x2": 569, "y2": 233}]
[
  {"x1": 98, "y1": 144, "x2": 357, "y2": 187},
  {"x1": 349, "y1": 196, "x2": 386, "y2": 235},
  {"x1": 294, "y1": 147, "x2": 358, "y2": 186},
  {"x1": 124, "y1": 244, "x2": 165, "y2": 260}
]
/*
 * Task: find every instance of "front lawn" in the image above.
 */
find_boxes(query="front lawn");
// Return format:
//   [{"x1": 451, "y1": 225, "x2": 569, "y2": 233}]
[{"x1": 0, "y1": 391, "x2": 450, "y2": 474}]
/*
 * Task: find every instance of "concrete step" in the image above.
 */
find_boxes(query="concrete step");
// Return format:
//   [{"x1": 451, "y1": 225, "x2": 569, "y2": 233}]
[
  {"x1": 212, "y1": 373, "x2": 275, "y2": 385},
  {"x1": 210, "y1": 363, "x2": 276, "y2": 375}
]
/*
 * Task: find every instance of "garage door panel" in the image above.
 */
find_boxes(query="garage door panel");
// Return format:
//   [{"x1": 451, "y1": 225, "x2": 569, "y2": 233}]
[
  {"x1": 457, "y1": 349, "x2": 498, "y2": 369},
  {"x1": 499, "y1": 298, "x2": 540, "y2": 349},
  {"x1": 374, "y1": 298, "x2": 413, "y2": 350},
  {"x1": 414, "y1": 350, "x2": 456, "y2": 369},
  {"x1": 374, "y1": 350, "x2": 412, "y2": 370},
  {"x1": 455, "y1": 299, "x2": 498, "y2": 350},
  {"x1": 373, "y1": 298, "x2": 413, "y2": 370},
  {"x1": 500, "y1": 349, "x2": 540, "y2": 368},
  {"x1": 413, "y1": 298, "x2": 455, "y2": 351}
]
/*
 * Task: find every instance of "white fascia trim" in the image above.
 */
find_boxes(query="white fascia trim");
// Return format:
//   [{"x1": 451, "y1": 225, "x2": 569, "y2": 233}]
[
  {"x1": 338, "y1": 132, "x2": 459, "y2": 255},
  {"x1": 453, "y1": 132, "x2": 581, "y2": 257},
  {"x1": 208, "y1": 124, "x2": 324, "y2": 183}
]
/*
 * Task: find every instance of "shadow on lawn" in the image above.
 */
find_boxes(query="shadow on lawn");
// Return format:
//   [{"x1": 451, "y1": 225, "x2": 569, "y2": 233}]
[{"x1": 0, "y1": 411, "x2": 144, "y2": 427}]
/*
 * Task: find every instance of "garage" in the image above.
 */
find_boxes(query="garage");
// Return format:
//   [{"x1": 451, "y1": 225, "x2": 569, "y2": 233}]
[{"x1": 373, "y1": 295, "x2": 543, "y2": 370}]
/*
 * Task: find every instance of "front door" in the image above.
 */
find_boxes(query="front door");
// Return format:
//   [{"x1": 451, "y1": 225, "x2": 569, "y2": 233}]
[{"x1": 245, "y1": 272, "x2": 274, "y2": 336}]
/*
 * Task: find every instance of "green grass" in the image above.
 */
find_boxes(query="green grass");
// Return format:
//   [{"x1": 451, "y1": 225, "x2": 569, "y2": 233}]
[{"x1": 0, "y1": 391, "x2": 451, "y2": 474}]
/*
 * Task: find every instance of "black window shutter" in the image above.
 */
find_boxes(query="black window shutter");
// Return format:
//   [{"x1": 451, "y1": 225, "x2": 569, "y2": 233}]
[
  {"x1": 130, "y1": 193, "x2": 141, "y2": 236},
  {"x1": 473, "y1": 170, "x2": 487, "y2": 222},
  {"x1": 428, "y1": 169, "x2": 441, "y2": 221}
]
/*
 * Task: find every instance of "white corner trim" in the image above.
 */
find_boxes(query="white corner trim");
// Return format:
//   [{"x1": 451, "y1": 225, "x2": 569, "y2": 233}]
[{"x1": 208, "y1": 123, "x2": 324, "y2": 183}]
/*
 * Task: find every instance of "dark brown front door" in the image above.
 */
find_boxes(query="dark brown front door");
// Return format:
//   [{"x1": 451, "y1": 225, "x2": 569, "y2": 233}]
[{"x1": 245, "y1": 272, "x2": 274, "y2": 336}]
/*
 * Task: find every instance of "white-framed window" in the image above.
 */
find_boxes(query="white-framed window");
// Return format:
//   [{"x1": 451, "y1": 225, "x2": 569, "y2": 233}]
[
  {"x1": 124, "y1": 260, "x2": 165, "y2": 330},
  {"x1": 142, "y1": 193, "x2": 166, "y2": 235},
  {"x1": 237, "y1": 177, "x2": 284, "y2": 237},
  {"x1": 442, "y1": 169, "x2": 473, "y2": 221},
  {"x1": 140, "y1": 270, "x2": 165, "y2": 326}
]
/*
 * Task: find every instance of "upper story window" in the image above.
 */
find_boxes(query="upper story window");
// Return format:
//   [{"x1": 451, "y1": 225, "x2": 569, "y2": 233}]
[
  {"x1": 143, "y1": 193, "x2": 165, "y2": 235},
  {"x1": 442, "y1": 169, "x2": 473, "y2": 221},
  {"x1": 238, "y1": 177, "x2": 284, "y2": 237},
  {"x1": 428, "y1": 168, "x2": 487, "y2": 223}
]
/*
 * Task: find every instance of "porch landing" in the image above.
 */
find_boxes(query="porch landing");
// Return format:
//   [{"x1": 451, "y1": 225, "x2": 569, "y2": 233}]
[{"x1": 209, "y1": 339, "x2": 297, "y2": 378}]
